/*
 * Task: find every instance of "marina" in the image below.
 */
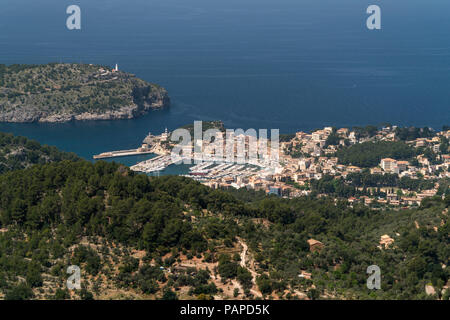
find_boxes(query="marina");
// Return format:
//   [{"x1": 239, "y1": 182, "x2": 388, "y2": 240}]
[
  {"x1": 94, "y1": 124, "x2": 281, "y2": 180},
  {"x1": 186, "y1": 161, "x2": 267, "y2": 184},
  {"x1": 130, "y1": 155, "x2": 176, "y2": 173}
]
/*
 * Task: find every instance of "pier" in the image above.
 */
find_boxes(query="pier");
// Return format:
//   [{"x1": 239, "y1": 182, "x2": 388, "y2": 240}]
[
  {"x1": 93, "y1": 149, "x2": 154, "y2": 159},
  {"x1": 93, "y1": 143, "x2": 154, "y2": 160}
]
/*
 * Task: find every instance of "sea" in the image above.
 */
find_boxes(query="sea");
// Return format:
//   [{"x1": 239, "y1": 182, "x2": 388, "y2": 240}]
[{"x1": 0, "y1": 0, "x2": 449, "y2": 171}]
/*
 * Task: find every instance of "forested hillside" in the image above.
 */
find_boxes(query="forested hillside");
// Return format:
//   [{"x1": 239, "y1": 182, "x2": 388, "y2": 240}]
[
  {"x1": 0, "y1": 131, "x2": 79, "y2": 174},
  {"x1": 0, "y1": 160, "x2": 448, "y2": 300}
]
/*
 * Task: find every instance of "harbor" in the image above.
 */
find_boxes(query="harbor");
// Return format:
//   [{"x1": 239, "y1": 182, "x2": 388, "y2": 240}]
[{"x1": 94, "y1": 127, "x2": 281, "y2": 186}]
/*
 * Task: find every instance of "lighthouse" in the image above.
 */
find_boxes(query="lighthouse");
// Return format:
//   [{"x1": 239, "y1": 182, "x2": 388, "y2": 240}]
[
  {"x1": 161, "y1": 128, "x2": 169, "y2": 141},
  {"x1": 114, "y1": 63, "x2": 119, "y2": 72}
]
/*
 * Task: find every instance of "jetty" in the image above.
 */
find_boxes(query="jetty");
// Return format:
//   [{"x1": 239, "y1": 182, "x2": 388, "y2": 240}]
[
  {"x1": 93, "y1": 149, "x2": 153, "y2": 160},
  {"x1": 93, "y1": 143, "x2": 154, "y2": 160}
]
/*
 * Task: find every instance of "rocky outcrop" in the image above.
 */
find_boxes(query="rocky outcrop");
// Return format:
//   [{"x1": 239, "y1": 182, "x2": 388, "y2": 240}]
[{"x1": 0, "y1": 63, "x2": 170, "y2": 123}]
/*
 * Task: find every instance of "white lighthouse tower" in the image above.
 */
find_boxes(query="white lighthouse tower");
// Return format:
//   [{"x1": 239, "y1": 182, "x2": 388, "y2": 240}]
[{"x1": 114, "y1": 63, "x2": 119, "y2": 72}]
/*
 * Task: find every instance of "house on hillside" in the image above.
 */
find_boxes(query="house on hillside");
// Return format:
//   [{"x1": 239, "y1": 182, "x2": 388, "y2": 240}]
[{"x1": 307, "y1": 239, "x2": 324, "y2": 253}]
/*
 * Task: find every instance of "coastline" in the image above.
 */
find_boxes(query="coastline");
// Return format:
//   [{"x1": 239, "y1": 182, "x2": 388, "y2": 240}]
[{"x1": 0, "y1": 99, "x2": 170, "y2": 124}]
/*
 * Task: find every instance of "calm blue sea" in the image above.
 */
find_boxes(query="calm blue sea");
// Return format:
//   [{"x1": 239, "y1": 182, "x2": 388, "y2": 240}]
[{"x1": 0, "y1": 0, "x2": 449, "y2": 168}]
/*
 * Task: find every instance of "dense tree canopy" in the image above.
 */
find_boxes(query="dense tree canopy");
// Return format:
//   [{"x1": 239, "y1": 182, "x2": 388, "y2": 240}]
[
  {"x1": 335, "y1": 141, "x2": 418, "y2": 168},
  {"x1": 0, "y1": 158, "x2": 447, "y2": 300}
]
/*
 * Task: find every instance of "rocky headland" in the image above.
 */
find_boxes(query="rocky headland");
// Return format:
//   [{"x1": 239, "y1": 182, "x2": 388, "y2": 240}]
[{"x1": 0, "y1": 63, "x2": 170, "y2": 123}]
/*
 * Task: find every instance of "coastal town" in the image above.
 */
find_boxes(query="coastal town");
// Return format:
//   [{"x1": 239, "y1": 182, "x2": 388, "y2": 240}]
[
  {"x1": 101, "y1": 124, "x2": 450, "y2": 209},
  {"x1": 274, "y1": 125, "x2": 450, "y2": 207}
]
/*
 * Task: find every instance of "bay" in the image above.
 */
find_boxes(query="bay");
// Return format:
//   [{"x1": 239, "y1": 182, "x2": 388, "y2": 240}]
[{"x1": 0, "y1": 0, "x2": 449, "y2": 166}]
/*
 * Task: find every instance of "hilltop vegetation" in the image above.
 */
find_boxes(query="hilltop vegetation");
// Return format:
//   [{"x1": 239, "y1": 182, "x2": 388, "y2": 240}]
[
  {"x1": 0, "y1": 159, "x2": 448, "y2": 300},
  {"x1": 334, "y1": 141, "x2": 418, "y2": 168},
  {"x1": 395, "y1": 126, "x2": 435, "y2": 141},
  {"x1": 177, "y1": 121, "x2": 226, "y2": 137},
  {"x1": 0, "y1": 131, "x2": 79, "y2": 174},
  {"x1": 0, "y1": 63, "x2": 170, "y2": 123}
]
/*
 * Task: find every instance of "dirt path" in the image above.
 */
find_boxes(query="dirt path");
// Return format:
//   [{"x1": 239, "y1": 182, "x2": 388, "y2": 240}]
[{"x1": 237, "y1": 237, "x2": 261, "y2": 297}]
